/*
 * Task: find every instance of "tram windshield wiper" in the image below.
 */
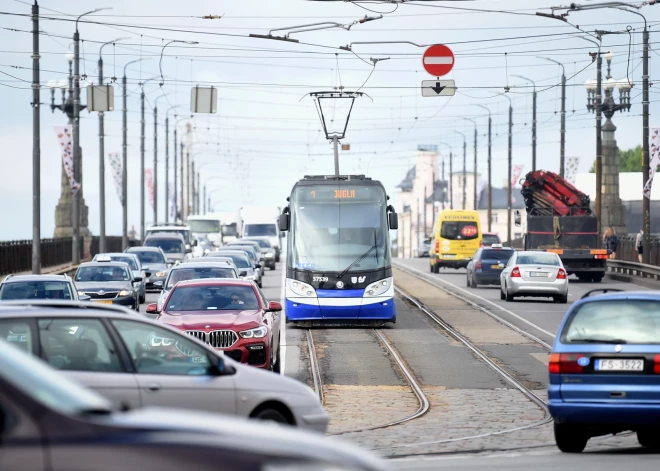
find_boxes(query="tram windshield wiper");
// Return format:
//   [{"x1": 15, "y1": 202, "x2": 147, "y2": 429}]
[{"x1": 339, "y1": 244, "x2": 378, "y2": 279}]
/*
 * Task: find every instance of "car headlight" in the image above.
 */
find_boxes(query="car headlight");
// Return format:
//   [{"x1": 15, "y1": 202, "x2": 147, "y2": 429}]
[
  {"x1": 287, "y1": 279, "x2": 316, "y2": 297},
  {"x1": 119, "y1": 290, "x2": 132, "y2": 296},
  {"x1": 265, "y1": 253, "x2": 274, "y2": 258},
  {"x1": 204, "y1": 248, "x2": 210, "y2": 254},
  {"x1": 245, "y1": 275, "x2": 256, "y2": 281},
  {"x1": 155, "y1": 271, "x2": 166, "y2": 277},
  {"x1": 363, "y1": 277, "x2": 393, "y2": 297},
  {"x1": 239, "y1": 326, "x2": 268, "y2": 339}
]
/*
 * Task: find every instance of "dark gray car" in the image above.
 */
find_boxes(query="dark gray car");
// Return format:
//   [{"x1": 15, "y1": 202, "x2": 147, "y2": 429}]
[
  {"x1": 144, "y1": 233, "x2": 188, "y2": 264},
  {"x1": 0, "y1": 336, "x2": 384, "y2": 471},
  {"x1": 74, "y1": 262, "x2": 140, "y2": 311},
  {"x1": 125, "y1": 246, "x2": 170, "y2": 291}
]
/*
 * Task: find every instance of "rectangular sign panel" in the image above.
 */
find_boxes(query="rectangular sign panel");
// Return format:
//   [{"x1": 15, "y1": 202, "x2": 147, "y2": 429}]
[{"x1": 421, "y1": 80, "x2": 456, "y2": 97}]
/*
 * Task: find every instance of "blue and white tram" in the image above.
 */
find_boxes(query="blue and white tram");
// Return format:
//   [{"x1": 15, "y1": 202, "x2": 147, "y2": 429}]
[{"x1": 279, "y1": 175, "x2": 399, "y2": 326}]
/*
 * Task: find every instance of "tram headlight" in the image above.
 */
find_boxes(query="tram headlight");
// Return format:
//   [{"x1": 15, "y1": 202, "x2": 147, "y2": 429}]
[
  {"x1": 287, "y1": 279, "x2": 316, "y2": 298},
  {"x1": 363, "y1": 277, "x2": 393, "y2": 298}
]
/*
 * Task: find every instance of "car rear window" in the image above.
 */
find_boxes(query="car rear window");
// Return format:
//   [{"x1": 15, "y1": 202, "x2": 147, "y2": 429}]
[
  {"x1": 482, "y1": 234, "x2": 500, "y2": 245},
  {"x1": 0, "y1": 281, "x2": 73, "y2": 301},
  {"x1": 480, "y1": 250, "x2": 514, "y2": 261},
  {"x1": 145, "y1": 239, "x2": 184, "y2": 254},
  {"x1": 131, "y1": 250, "x2": 165, "y2": 264},
  {"x1": 440, "y1": 221, "x2": 479, "y2": 241},
  {"x1": 165, "y1": 285, "x2": 259, "y2": 311},
  {"x1": 562, "y1": 300, "x2": 660, "y2": 344},
  {"x1": 517, "y1": 254, "x2": 560, "y2": 266},
  {"x1": 166, "y1": 267, "x2": 237, "y2": 289}
]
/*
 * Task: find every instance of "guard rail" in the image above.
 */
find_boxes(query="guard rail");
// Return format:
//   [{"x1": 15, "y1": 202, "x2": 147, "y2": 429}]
[{"x1": 606, "y1": 259, "x2": 660, "y2": 282}]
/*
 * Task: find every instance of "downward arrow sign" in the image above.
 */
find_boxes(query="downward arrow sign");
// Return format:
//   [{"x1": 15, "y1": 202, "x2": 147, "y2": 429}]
[{"x1": 431, "y1": 82, "x2": 445, "y2": 94}]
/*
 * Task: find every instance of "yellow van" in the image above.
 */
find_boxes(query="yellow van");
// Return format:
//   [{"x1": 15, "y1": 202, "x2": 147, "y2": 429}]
[{"x1": 430, "y1": 210, "x2": 482, "y2": 272}]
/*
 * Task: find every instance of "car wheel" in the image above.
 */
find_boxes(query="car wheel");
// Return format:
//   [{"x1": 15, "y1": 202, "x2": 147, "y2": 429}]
[
  {"x1": 472, "y1": 274, "x2": 479, "y2": 288},
  {"x1": 637, "y1": 429, "x2": 660, "y2": 449},
  {"x1": 592, "y1": 273, "x2": 604, "y2": 283},
  {"x1": 500, "y1": 287, "x2": 505, "y2": 300},
  {"x1": 554, "y1": 422, "x2": 588, "y2": 453},
  {"x1": 466, "y1": 274, "x2": 471, "y2": 287},
  {"x1": 272, "y1": 345, "x2": 281, "y2": 374},
  {"x1": 258, "y1": 281, "x2": 263, "y2": 288},
  {"x1": 505, "y1": 285, "x2": 514, "y2": 302},
  {"x1": 270, "y1": 265, "x2": 276, "y2": 271},
  {"x1": 252, "y1": 408, "x2": 289, "y2": 425},
  {"x1": 433, "y1": 264, "x2": 440, "y2": 274},
  {"x1": 554, "y1": 294, "x2": 568, "y2": 304},
  {"x1": 429, "y1": 263, "x2": 434, "y2": 273}
]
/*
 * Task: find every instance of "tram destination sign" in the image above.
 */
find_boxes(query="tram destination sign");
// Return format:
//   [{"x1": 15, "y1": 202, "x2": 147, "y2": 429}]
[{"x1": 295, "y1": 185, "x2": 385, "y2": 203}]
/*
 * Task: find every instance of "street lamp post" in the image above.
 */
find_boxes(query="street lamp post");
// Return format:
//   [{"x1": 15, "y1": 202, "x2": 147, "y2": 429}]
[
  {"x1": 153, "y1": 94, "x2": 169, "y2": 224},
  {"x1": 165, "y1": 105, "x2": 183, "y2": 223},
  {"x1": 139, "y1": 77, "x2": 159, "y2": 237},
  {"x1": 538, "y1": 57, "x2": 566, "y2": 176},
  {"x1": 502, "y1": 93, "x2": 513, "y2": 245},
  {"x1": 464, "y1": 118, "x2": 478, "y2": 209},
  {"x1": 32, "y1": 1, "x2": 40, "y2": 273},
  {"x1": 439, "y1": 143, "x2": 453, "y2": 210},
  {"x1": 454, "y1": 130, "x2": 466, "y2": 210},
  {"x1": 476, "y1": 105, "x2": 492, "y2": 231},
  {"x1": 512, "y1": 75, "x2": 537, "y2": 171}
]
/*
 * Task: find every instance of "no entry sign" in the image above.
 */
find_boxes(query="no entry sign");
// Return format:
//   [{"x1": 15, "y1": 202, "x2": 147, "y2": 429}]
[{"x1": 422, "y1": 44, "x2": 454, "y2": 77}]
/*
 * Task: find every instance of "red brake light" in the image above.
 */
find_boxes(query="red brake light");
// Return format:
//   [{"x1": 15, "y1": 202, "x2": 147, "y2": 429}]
[
  {"x1": 475, "y1": 261, "x2": 482, "y2": 269},
  {"x1": 654, "y1": 355, "x2": 660, "y2": 374},
  {"x1": 549, "y1": 353, "x2": 585, "y2": 374},
  {"x1": 557, "y1": 268, "x2": 567, "y2": 279},
  {"x1": 479, "y1": 240, "x2": 483, "y2": 247},
  {"x1": 511, "y1": 266, "x2": 521, "y2": 277},
  {"x1": 435, "y1": 240, "x2": 439, "y2": 252}
]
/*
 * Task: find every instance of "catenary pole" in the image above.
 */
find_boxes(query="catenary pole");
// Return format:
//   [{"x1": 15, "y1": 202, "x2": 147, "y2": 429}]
[
  {"x1": 504, "y1": 94, "x2": 513, "y2": 245},
  {"x1": 538, "y1": 57, "x2": 566, "y2": 176},
  {"x1": 454, "y1": 131, "x2": 466, "y2": 210},
  {"x1": 32, "y1": 1, "x2": 40, "y2": 273},
  {"x1": 512, "y1": 75, "x2": 536, "y2": 171},
  {"x1": 476, "y1": 105, "x2": 492, "y2": 231}
]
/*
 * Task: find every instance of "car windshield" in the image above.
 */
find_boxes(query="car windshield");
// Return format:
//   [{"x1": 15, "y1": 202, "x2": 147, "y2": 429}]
[
  {"x1": 222, "y1": 223, "x2": 238, "y2": 236},
  {"x1": 166, "y1": 267, "x2": 237, "y2": 289},
  {"x1": 0, "y1": 339, "x2": 111, "y2": 415},
  {"x1": 562, "y1": 300, "x2": 660, "y2": 344},
  {"x1": 106, "y1": 256, "x2": 138, "y2": 270},
  {"x1": 75, "y1": 266, "x2": 130, "y2": 282},
  {"x1": 188, "y1": 220, "x2": 220, "y2": 233},
  {"x1": 0, "y1": 281, "x2": 74, "y2": 301},
  {"x1": 245, "y1": 239, "x2": 271, "y2": 248},
  {"x1": 146, "y1": 228, "x2": 190, "y2": 244},
  {"x1": 145, "y1": 239, "x2": 184, "y2": 254},
  {"x1": 208, "y1": 253, "x2": 251, "y2": 268},
  {"x1": 244, "y1": 223, "x2": 278, "y2": 237},
  {"x1": 165, "y1": 285, "x2": 259, "y2": 311},
  {"x1": 483, "y1": 234, "x2": 500, "y2": 245},
  {"x1": 517, "y1": 253, "x2": 560, "y2": 266},
  {"x1": 441, "y1": 221, "x2": 479, "y2": 241},
  {"x1": 130, "y1": 250, "x2": 166, "y2": 264},
  {"x1": 481, "y1": 249, "x2": 514, "y2": 262}
]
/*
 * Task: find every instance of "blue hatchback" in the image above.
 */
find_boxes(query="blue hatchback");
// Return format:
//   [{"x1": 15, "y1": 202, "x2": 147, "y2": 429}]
[
  {"x1": 466, "y1": 245, "x2": 515, "y2": 288},
  {"x1": 548, "y1": 289, "x2": 660, "y2": 453}
]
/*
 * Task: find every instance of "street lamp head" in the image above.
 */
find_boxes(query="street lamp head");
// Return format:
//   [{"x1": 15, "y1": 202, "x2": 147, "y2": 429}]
[
  {"x1": 604, "y1": 51, "x2": 614, "y2": 62},
  {"x1": 58, "y1": 79, "x2": 68, "y2": 89},
  {"x1": 584, "y1": 79, "x2": 597, "y2": 91},
  {"x1": 65, "y1": 51, "x2": 74, "y2": 64},
  {"x1": 47, "y1": 80, "x2": 57, "y2": 89},
  {"x1": 616, "y1": 79, "x2": 632, "y2": 91},
  {"x1": 604, "y1": 77, "x2": 617, "y2": 91}
]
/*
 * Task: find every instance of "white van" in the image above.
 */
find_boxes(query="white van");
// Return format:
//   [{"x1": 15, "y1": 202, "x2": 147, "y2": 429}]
[
  {"x1": 187, "y1": 215, "x2": 223, "y2": 247},
  {"x1": 240, "y1": 206, "x2": 282, "y2": 262}
]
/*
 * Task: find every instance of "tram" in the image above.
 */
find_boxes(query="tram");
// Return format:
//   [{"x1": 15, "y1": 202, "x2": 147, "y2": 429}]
[{"x1": 279, "y1": 175, "x2": 399, "y2": 326}]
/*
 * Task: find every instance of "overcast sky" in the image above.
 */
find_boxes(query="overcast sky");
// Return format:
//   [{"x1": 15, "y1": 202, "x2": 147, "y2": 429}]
[{"x1": 1, "y1": 0, "x2": 658, "y2": 240}]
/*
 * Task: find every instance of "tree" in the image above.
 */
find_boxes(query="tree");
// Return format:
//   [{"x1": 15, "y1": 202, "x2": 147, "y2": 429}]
[{"x1": 590, "y1": 145, "x2": 642, "y2": 173}]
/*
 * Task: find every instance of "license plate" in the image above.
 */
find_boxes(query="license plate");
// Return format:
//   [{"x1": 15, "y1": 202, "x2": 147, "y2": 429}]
[
  {"x1": 492, "y1": 265, "x2": 502, "y2": 269},
  {"x1": 529, "y1": 272, "x2": 549, "y2": 277},
  {"x1": 93, "y1": 300, "x2": 113, "y2": 304},
  {"x1": 443, "y1": 255, "x2": 455, "y2": 259},
  {"x1": 595, "y1": 359, "x2": 644, "y2": 371}
]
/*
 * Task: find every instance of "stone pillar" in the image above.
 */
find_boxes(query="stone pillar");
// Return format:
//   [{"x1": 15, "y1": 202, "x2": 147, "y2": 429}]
[
  {"x1": 600, "y1": 118, "x2": 626, "y2": 235},
  {"x1": 54, "y1": 146, "x2": 90, "y2": 245}
]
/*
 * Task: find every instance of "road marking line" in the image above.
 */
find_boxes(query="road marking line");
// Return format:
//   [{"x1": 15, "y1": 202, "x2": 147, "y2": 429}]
[{"x1": 395, "y1": 262, "x2": 557, "y2": 339}]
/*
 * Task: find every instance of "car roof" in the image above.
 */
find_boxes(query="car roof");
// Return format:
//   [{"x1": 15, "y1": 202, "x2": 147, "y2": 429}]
[
  {"x1": 480, "y1": 246, "x2": 513, "y2": 251},
  {"x1": 483, "y1": 232, "x2": 499, "y2": 236},
  {"x1": 127, "y1": 246, "x2": 161, "y2": 252},
  {"x1": 577, "y1": 290, "x2": 659, "y2": 303},
  {"x1": 208, "y1": 250, "x2": 250, "y2": 258},
  {"x1": 147, "y1": 224, "x2": 190, "y2": 230},
  {"x1": 174, "y1": 278, "x2": 255, "y2": 288},
  {"x1": 2, "y1": 274, "x2": 71, "y2": 283},
  {"x1": 79, "y1": 261, "x2": 130, "y2": 268},
  {"x1": 95, "y1": 252, "x2": 138, "y2": 258},
  {"x1": 173, "y1": 262, "x2": 235, "y2": 269},
  {"x1": 144, "y1": 233, "x2": 185, "y2": 240},
  {"x1": 0, "y1": 301, "x2": 139, "y2": 318}
]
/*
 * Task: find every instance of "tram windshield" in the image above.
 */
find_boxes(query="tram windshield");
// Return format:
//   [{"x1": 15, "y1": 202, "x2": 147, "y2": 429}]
[{"x1": 288, "y1": 184, "x2": 391, "y2": 273}]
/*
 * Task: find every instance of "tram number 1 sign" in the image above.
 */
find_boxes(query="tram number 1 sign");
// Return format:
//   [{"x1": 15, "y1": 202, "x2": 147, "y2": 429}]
[{"x1": 422, "y1": 44, "x2": 455, "y2": 77}]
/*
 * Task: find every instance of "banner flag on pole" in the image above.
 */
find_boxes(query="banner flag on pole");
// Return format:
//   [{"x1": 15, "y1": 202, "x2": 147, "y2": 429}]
[
  {"x1": 108, "y1": 152, "x2": 123, "y2": 205},
  {"x1": 565, "y1": 156, "x2": 580, "y2": 184},
  {"x1": 644, "y1": 128, "x2": 660, "y2": 199},
  {"x1": 53, "y1": 125, "x2": 80, "y2": 194},
  {"x1": 511, "y1": 164, "x2": 525, "y2": 204},
  {"x1": 145, "y1": 169, "x2": 154, "y2": 210}
]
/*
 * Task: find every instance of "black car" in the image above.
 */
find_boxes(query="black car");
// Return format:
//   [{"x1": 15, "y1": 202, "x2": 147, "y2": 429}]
[
  {"x1": 125, "y1": 246, "x2": 170, "y2": 291},
  {"x1": 0, "y1": 336, "x2": 384, "y2": 471},
  {"x1": 73, "y1": 262, "x2": 140, "y2": 311},
  {"x1": 466, "y1": 245, "x2": 515, "y2": 287},
  {"x1": 0, "y1": 274, "x2": 90, "y2": 302}
]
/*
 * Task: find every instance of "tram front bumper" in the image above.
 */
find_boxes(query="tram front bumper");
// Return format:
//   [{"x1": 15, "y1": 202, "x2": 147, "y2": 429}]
[{"x1": 285, "y1": 297, "x2": 396, "y2": 322}]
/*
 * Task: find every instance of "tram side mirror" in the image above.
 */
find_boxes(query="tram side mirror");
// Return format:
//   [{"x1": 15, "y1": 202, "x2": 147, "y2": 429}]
[
  {"x1": 388, "y1": 212, "x2": 399, "y2": 230},
  {"x1": 279, "y1": 214, "x2": 290, "y2": 232},
  {"x1": 514, "y1": 210, "x2": 521, "y2": 227}
]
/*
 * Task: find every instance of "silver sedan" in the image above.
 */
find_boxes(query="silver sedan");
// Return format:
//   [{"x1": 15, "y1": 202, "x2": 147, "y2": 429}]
[{"x1": 500, "y1": 251, "x2": 568, "y2": 303}]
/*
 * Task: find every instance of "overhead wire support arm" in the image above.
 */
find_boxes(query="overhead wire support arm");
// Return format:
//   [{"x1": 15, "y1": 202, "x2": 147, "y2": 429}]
[{"x1": 250, "y1": 14, "x2": 382, "y2": 42}]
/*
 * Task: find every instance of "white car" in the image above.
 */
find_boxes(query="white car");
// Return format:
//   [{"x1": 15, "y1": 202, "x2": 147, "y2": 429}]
[
  {"x1": 500, "y1": 251, "x2": 568, "y2": 303},
  {"x1": 0, "y1": 301, "x2": 329, "y2": 433}
]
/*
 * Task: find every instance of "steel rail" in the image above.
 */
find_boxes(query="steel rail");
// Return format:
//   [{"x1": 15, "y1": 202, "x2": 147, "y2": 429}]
[{"x1": 305, "y1": 329, "x2": 324, "y2": 405}]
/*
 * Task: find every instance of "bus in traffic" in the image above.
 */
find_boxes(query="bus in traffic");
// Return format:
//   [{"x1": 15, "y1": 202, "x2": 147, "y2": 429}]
[{"x1": 279, "y1": 175, "x2": 399, "y2": 326}]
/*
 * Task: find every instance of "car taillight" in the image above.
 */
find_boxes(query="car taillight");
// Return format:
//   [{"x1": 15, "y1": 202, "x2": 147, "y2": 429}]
[
  {"x1": 435, "y1": 240, "x2": 439, "y2": 252},
  {"x1": 479, "y1": 240, "x2": 483, "y2": 247},
  {"x1": 475, "y1": 261, "x2": 482, "y2": 269},
  {"x1": 557, "y1": 268, "x2": 567, "y2": 279},
  {"x1": 511, "y1": 266, "x2": 521, "y2": 277},
  {"x1": 654, "y1": 355, "x2": 660, "y2": 374},
  {"x1": 549, "y1": 353, "x2": 585, "y2": 374}
]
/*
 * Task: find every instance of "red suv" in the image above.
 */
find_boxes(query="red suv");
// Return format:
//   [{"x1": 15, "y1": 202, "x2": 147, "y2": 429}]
[{"x1": 147, "y1": 279, "x2": 282, "y2": 371}]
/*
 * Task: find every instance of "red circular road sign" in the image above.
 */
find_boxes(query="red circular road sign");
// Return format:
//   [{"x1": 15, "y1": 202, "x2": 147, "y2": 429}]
[{"x1": 422, "y1": 44, "x2": 455, "y2": 77}]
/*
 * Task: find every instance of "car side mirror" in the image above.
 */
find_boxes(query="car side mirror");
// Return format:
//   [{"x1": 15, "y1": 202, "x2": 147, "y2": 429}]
[
  {"x1": 79, "y1": 294, "x2": 92, "y2": 302},
  {"x1": 255, "y1": 263, "x2": 262, "y2": 269},
  {"x1": 146, "y1": 303, "x2": 160, "y2": 314},
  {"x1": 389, "y1": 212, "x2": 399, "y2": 230},
  {"x1": 133, "y1": 276, "x2": 143, "y2": 282},
  {"x1": 239, "y1": 271, "x2": 248, "y2": 277},
  {"x1": 266, "y1": 301, "x2": 283, "y2": 312},
  {"x1": 514, "y1": 210, "x2": 521, "y2": 227},
  {"x1": 279, "y1": 213, "x2": 290, "y2": 232}
]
